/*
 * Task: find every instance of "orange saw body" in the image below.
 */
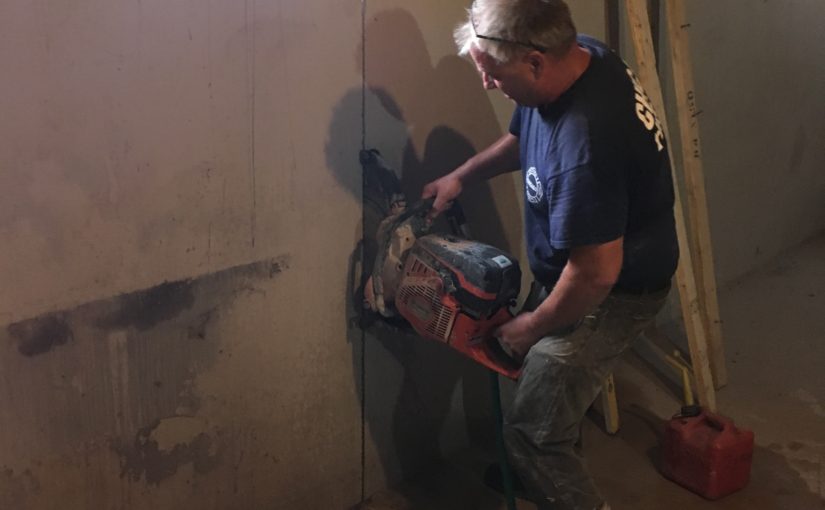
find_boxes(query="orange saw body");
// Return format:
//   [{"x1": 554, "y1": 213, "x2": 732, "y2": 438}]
[{"x1": 361, "y1": 149, "x2": 522, "y2": 379}]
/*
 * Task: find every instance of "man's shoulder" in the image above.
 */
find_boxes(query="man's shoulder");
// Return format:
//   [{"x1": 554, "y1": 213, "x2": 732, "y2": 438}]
[
  {"x1": 564, "y1": 39, "x2": 637, "y2": 135},
  {"x1": 576, "y1": 34, "x2": 610, "y2": 53},
  {"x1": 576, "y1": 34, "x2": 622, "y2": 70}
]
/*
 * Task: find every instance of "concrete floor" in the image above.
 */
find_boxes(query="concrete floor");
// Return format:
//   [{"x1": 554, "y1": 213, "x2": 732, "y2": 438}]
[{"x1": 357, "y1": 233, "x2": 825, "y2": 510}]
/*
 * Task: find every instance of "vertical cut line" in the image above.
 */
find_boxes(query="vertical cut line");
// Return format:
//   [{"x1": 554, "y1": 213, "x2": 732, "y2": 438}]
[
  {"x1": 361, "y1": 0, "x2": 367, "y2": 151},
  {"x1": 359, "y1": 0, "x2": 368, "y2": 503},
  {"x1": 247, "y1": 0, "x2": 257, "y2": 247}
]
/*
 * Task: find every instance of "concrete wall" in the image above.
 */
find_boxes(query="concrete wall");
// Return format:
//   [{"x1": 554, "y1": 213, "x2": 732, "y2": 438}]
[
  {"x1": 657, "y1": 0, "x2": 825, "y2": 283},
  {"x1": 0, "y1": 0, "x2": 364, "y2": 508},
  {"x1": 2, "y1": 0, "x2": 823, "y2": 509}
]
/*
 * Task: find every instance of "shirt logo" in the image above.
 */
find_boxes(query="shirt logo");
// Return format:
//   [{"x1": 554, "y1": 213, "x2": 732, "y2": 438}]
[
  {"x1": 626, "y1": 68, "x2": 665, "y2": 152},
  {"x1": 525, "y1": 167, "x2": 543, "y2": 204}
]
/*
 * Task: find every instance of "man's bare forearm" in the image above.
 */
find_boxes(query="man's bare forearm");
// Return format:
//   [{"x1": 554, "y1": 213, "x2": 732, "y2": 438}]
[
  {"x1": 527, "y1": 238, "x2": 623, "y2": 336},
  {"x1": 529, "y1": 263, "x2": 613, "y2": 335},
  {"x1": 453, "y1": 133, "x2": 521, "y2": 185},
  {"x1": 422, "y1": 133, "x2": 521, "y2": 214}
]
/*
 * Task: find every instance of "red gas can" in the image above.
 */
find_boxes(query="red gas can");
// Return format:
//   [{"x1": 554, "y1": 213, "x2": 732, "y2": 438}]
[{"x1": 661, "y1": 406, "x2": 755, "y2": 500}]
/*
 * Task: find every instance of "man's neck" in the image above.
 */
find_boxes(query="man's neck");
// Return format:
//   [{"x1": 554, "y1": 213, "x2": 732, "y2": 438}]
[{"x1": 540, "y1": 44, "x2": 592, "y2": 103}]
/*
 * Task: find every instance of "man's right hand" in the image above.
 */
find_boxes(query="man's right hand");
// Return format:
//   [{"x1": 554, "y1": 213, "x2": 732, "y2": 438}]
[{"x1": 421, "y1": 173, "x2": 463, "y2": 220}]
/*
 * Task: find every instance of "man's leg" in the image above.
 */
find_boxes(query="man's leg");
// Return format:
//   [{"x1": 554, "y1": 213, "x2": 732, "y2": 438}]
[
  {"x1": 503, "y1": 291, "x2": 667, "y2": 509},
  {"x1": 504, "y1": 340, "x2": 611, "y2": 509}
]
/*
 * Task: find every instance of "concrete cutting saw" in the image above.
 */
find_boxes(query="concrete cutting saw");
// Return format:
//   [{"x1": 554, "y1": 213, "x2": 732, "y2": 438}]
[{"x1": 360, "y1": 149, "x2": 523, "y2": 379}]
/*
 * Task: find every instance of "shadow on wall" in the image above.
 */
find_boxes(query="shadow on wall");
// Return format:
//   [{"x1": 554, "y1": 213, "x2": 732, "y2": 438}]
[{"x1": 326, "y1": 7, "x2": 521, "y2": 502}]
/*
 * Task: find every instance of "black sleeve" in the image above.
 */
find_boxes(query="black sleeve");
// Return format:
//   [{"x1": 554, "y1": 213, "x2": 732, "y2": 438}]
[{"x1": 508, "y1": 106, "x2": 522, "y2": 137}]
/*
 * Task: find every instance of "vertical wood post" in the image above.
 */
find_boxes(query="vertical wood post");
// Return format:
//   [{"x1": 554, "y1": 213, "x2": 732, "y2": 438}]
[
  {"x1": 665, "y1": 0, "x2": 727, "y2": 389},
  {"x1": 625, "y1": 0, "x2": 717, "y2": 411}
]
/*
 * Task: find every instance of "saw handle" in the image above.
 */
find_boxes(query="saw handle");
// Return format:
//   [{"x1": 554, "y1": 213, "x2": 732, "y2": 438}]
[
  {"x1": 488, "y1": 309, "x2": 522, "y2": 366},
  {"x1": 399, "y1": 197, "x2": 435, "y2": 222},
  {"x1": 476, "y1": 308, "x2": 524, "y2": 378}
]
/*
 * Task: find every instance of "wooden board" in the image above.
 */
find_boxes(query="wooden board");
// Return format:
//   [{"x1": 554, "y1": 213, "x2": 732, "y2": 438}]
[
  {"x1": 625, "y1": 0, "x2": 717, "y2": 411},
  {"x1": 665, "y1": 0, "x2": 728, "y2": 389}
]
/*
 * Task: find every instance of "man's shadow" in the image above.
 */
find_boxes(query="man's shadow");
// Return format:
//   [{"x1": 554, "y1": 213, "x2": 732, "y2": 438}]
[{"x1": 326, "y1": 8, "x2": 521, "y2": 504}]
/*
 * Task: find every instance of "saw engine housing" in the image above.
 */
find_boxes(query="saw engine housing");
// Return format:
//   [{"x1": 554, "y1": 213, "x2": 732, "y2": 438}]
[
  {"x1": 393, "y1": 234, "x2": 522, "y2": 378},
  {"x1": 360, "y1": 148, "x2": 523, "y2": 378}
]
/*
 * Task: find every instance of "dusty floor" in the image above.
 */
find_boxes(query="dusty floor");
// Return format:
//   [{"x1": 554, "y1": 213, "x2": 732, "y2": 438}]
[{"x1": 357, "y1": 233, "x2": 825, "y2": 510}]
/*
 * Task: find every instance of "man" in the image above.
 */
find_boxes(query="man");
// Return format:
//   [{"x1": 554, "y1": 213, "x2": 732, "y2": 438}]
[{"x1": 422, "y1": 1, "x2": 679, "y2": 509}]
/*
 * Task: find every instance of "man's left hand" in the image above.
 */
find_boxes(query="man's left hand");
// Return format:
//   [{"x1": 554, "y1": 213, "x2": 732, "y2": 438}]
[{"x1": 494, "y1": 312, "x2": 540, "y2": 362}]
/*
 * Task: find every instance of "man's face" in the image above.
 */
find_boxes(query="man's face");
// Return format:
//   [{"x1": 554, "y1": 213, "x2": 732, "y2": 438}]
[{"x1": 469, "y1": 45, "x2": 537, "y2": 105}]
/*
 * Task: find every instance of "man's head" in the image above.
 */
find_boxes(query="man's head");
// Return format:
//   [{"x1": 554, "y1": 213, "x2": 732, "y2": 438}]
[
  {"x1": 455, "y1": 0, "x2": 576, "y2": 63},
  {"x1": 454, "y1": 0, "x2": 579, "y2": 105}
]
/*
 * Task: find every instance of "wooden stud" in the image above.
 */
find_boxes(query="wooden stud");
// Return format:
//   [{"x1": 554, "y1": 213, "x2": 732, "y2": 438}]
[
  {"x1": 601, "y1": 373, "x2": 621, "y2": 434},
  {"x1": 665, "y1": 0, "x2": 728, "y2": 389},
  {"x1": 625, "y1": 0, "x2": 717, "y2": 411}
]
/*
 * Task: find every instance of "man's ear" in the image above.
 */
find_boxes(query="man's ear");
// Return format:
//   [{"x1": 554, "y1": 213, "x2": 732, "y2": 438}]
[{"x1": 525, "y1": 51, "x2": 544, "y2": 79}]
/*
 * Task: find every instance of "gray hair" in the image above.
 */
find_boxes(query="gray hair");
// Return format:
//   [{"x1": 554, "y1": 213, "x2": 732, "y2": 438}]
[{"x1": 454, "y1": 0, "x2": 577, "y2": 63}]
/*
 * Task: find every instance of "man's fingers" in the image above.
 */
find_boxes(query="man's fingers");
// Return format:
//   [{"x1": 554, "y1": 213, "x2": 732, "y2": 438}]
[
  {"x1": 496, "y1": 334, "x2": 518, "y2": 361},
  {"x1": 422, "y1": 176, "x2": 461, "y2": 220},
  {"x1": 427, "y1": 196, "x2": 451, "y2": 220},
  {"x1": 433, "y1": 197, "x2": 452, "y2": 212}
]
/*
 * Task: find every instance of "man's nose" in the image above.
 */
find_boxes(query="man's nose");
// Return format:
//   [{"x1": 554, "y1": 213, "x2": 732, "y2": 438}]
[{"x1": 482, "y1": 72, "x2": 497, "y2": 90}]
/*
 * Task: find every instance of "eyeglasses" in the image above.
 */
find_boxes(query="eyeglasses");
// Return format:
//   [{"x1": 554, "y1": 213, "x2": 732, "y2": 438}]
[{"x1": 470, "y1": 8, "x2": 547, "y2": 53}]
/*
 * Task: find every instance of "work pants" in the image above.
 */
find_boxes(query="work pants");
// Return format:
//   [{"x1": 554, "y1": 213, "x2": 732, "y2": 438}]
[{"x1": 504, "y1": 286, "x2": 670, "y2": 510}]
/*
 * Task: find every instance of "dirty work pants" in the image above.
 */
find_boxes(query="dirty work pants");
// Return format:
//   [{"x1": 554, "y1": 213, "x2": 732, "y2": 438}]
[{"x1": 503, "y1": 286, "x2": 670, "y2": 510}]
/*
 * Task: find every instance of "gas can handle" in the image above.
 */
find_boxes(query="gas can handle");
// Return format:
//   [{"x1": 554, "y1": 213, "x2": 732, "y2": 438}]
[{"x1": 703, "y1": 412, "x2": 732, "y2": 432}]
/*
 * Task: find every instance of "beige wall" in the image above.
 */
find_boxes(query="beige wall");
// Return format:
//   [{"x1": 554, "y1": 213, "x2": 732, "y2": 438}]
[
  {"x1": 1, "y1": 0, "x2": 365, "y2": 508},
  {"x1": 2, "y1": 0, "x2": 823, "y2": 508},
  {"x1": 682, "y1": 0, "x2": 825, "y2": 283},
  {"x1": 641, "y1": 0, "x2": 825, "y2": 284}
]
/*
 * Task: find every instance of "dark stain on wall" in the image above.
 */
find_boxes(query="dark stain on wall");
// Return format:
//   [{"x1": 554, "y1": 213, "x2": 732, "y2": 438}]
[
  {"x1": 3, "y1": 255, "x2": 290, "y2": 360},
  {"x1": 97, "y1": 280, "x2": 196, "y2": 332},
  {"x1": 7, "y1": 314, "x2": 72, "y2": 356},
  {"x1": 237, "y1": 258, "x2": 286, "y2": 280},
  {"x1": 115, "y1": 420, "x2": 220, "y2": 485},
  {"x1": 93, "y1": 256, "x2": 288, "y2": 334}
]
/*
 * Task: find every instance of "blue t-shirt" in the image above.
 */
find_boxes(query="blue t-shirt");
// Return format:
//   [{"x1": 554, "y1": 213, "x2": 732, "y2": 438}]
[{"x1": 509, "y1": 35, "x2": 678, "y2": 290}]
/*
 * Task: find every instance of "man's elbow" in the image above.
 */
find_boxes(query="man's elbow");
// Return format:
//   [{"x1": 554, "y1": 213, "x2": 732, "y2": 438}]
[
  {"x1": 596, "y1": 255, "x2": 623, "y2": 290},
  {"x1": 591, "y1": 272, "x2": 620, "y2": 293},
  {"x1": 568, "y1": 237, "x2": 624, "y2": 291},
  {"x1": 568, "y1": 263, "x2": 620, "y2": 292}
]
